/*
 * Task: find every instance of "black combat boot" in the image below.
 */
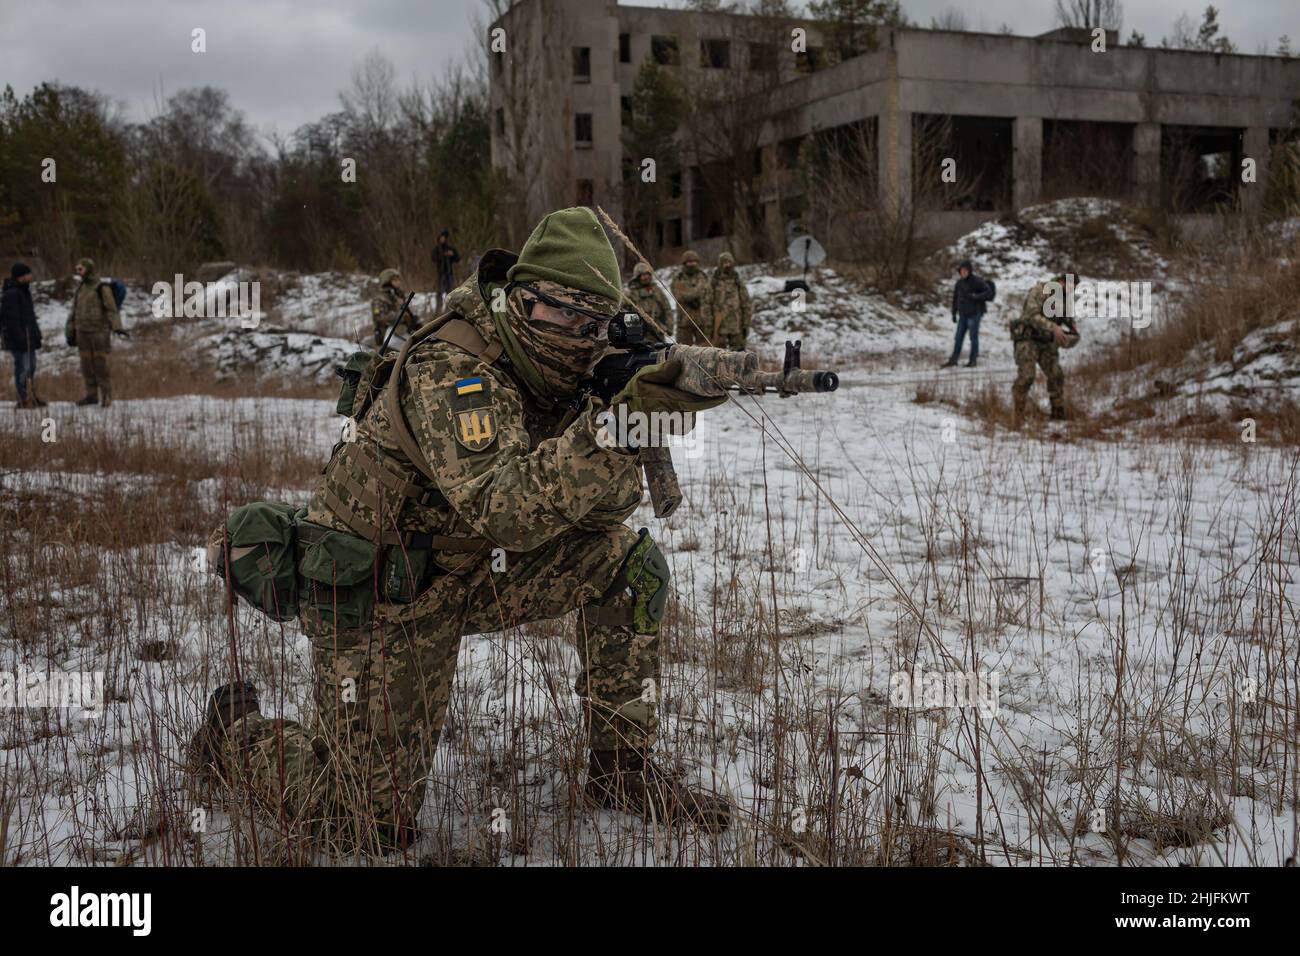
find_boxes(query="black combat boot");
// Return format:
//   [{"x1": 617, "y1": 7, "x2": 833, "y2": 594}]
[
  {"x1": 75, "y1": 393, "x2": 98, "y2": 406},
  {"x1": 587, "y1": 747, "x2": 731, "y2": 833},
  {"x1": 188, "y1": 681, "x2": 260, "y2": 782},
  {"x1": 939, "y1": 358, "x2": 958, "y2": 368},
  {"x1": 965, "y1": 358, "x2": 977, "y2": 368}
]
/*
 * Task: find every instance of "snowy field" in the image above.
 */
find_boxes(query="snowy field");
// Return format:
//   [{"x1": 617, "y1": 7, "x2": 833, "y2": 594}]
[
  {"x1": 1, "y1": 364, "x2": 1295, "y2": 866},
  {"x1": 3, "y1": 200, "x2": 1296, "y2": 866}
]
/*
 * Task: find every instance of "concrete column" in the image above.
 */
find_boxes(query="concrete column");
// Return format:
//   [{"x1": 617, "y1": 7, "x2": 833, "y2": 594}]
[
  {"x1": 1242, "y1": 126, "x2": 1270, "y2": 213},
  {"x1": 1013, "y1": 116, "x2": 1042, "y2": 211},
  {"x1": 1132, "y1": 122, "x2": 1161, "y2": 208},
  {"x1": 877, "y1": 50, "x2": 911, "y2": 215}
]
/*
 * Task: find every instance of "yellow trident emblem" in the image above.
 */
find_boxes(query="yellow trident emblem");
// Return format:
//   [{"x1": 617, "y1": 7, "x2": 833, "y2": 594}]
[{"x1": 455, "y1": 407, "x2": 496, "y2": 452}]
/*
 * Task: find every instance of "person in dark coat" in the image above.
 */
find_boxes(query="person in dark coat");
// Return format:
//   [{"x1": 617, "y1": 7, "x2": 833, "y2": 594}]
[
  {"x1": 432, "y1": 229, "x2": 460, "y2": 312},
  {"x1": 942, "y1": 258, "x2": 995, "y2": 368},
  {"x1": 0, "y1": 262, "x2": 45, "y2": 408}
]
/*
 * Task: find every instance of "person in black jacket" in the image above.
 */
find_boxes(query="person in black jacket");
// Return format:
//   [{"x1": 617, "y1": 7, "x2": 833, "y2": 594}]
[
  {"x1": 942, "y1": 258, "x2": 994, "y2": 368},
  {"x1": 0, "y1": 262, "x2": 45, "y2": 408},
  {"x1": 432, "y1": 228, "x2": 460, "y2": 313}
]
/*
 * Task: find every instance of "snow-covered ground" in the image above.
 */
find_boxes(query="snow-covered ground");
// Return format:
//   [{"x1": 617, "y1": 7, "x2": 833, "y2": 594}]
[
  {"x1": 2, "y1": 369, "x2": 1295, "y2": 866},
  {"x1": 4, "y1": 201, "x2": 1296, "y2": 866}
]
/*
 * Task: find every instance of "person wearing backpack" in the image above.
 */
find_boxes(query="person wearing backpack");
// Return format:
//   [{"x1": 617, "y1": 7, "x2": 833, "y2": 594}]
[
  {"x1": 942, "y1": 258, "x2": 995, "y2": 368},
  {"x1": 1, "y1": 262, "x2": 45, "y2": 409},
  {"x1": 65, "y1": 257, "x2": 128, "y2": 406}
]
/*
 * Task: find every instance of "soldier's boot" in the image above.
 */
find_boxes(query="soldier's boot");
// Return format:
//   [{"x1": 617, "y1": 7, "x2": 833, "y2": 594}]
[
  {"x1": 940, "y1": 358, "x2": 958, "y2": 368},
  {"x1": 966, "y1": 358, "x2": 977, "y2": 368},
  {"x1": 187, "y1": 681, "x2": 261, "y2": 785},
  {"x1": 587, "y1": 747, "x2": 731, "y2": 833},
  {"x1": 1050, "y1": 404, "x2": 1067, "y2": 421},
  {"x1": 75, "y1": 393, "x2": 99, "y2": 406},
  {"x1": 29, "y1": 387, "x2": 47, "y2": 407}
]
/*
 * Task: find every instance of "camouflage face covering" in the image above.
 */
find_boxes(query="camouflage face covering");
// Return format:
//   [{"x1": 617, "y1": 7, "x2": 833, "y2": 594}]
[{"x1": 507, "y1": 280, "x2": 611, "y2": 396}]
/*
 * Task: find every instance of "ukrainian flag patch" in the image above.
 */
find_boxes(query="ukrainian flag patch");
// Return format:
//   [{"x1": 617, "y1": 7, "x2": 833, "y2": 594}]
[{"x1": 455, "y1": 377, "x2": 484, "y2": 396}]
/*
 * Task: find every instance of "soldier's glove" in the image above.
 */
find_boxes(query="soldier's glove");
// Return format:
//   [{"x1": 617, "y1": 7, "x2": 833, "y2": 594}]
[
  {"x1": 113, "y1": 329, "x2": 130, "y2": 340},
  {"x1": 614, "y1": 355, "x2": 726, "y2": 431}
]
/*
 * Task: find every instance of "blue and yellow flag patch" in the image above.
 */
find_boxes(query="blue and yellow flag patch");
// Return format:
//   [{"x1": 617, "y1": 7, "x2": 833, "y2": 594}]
[{"x1": 455, "y1": 377, "x2": 484, "y2": 396}]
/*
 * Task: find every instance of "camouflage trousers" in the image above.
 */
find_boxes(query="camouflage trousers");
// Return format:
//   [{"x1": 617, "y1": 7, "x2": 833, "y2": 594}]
[
  {"x1": 220, "y1": 524, "x2": 656, "y2": 846},
  {"x1": 675, "y1": 306, "x2": 712, "y2": 346},
  {"x1": 77, "y1": 333, "x2": 111, "y2": 397},
  {"x1": 1011, "y1": 339, "x2": 1064, "y2": 416}
]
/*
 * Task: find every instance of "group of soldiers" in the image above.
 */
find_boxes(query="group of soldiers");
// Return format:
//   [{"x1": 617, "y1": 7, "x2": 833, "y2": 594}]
[{"x1": 368, "y1": 248, "x2": 752, "y2": 352}]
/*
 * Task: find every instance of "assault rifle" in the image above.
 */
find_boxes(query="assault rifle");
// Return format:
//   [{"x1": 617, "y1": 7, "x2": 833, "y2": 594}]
[{"x1": 582, "y1": 311, "x2": 839, "y2": 518}]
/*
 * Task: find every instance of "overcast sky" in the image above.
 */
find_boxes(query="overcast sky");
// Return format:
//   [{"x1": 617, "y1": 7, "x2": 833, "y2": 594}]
[{"x1": 1, "y1": 0, "x2": 1294, "y2": 140}]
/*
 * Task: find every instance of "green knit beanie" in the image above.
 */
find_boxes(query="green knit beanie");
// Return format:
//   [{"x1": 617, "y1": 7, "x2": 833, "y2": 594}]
[{"x1": 506, "y1": 208, "x2": 622, "y2": 312}]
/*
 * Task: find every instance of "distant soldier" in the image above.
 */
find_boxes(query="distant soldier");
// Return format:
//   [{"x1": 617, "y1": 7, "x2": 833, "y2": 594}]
[
  {"x1": 1010, "y1": 275, "x2": 1075, "y2": 423},
  {"x1": 623, "y1": 260, "x2": 671, "y2": 343},
  {"x1": 371, "y1": 268, "x2": 419, "y2": 346},
  {"x1": 432, "y1": 229, "x2": 460, "y2": 313},
  {"x1": 669, "y1": 249, "x2": 712, "y2": 345},
  {"x1": 65, "y1": 258, "x2": 126, "y2": 407},
  {"x1": 709, "y1": 252, "x2": 751, "y2": 350}
]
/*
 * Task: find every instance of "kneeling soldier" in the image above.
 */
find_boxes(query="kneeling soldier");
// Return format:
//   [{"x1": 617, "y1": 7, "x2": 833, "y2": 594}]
[{"x1": 195, "y1": 208, "x2": 730, "y2": 853}]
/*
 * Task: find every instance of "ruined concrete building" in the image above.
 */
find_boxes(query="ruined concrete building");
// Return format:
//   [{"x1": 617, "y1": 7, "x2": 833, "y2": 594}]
[{"x1": 488, "y1": 0, "x2": 1300, "y2": 260}]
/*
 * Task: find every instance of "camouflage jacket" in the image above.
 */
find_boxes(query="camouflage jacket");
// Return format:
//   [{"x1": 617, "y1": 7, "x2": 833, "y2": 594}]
[
  {"x1": 67, "y1": 279, "x2": 121, "y2": 337},
  {"x1": 622, "y1": 281, "x2": 671, "y2": 343},
  {"x1": 309, "y1": 268, "x2": 643, "y2": 572},
  {"x1": 1010, "y1": 285, "x2": 1061, "y2": 344},
  {"x1": 370, "y1": 286, "x2": 419, "y2": 343},
  {"x1": 709, "y1": 270, "x2": 751, "y2": 339},
  {"x1": 669, "y1": 270, "x2": 712, "y2": 338}
]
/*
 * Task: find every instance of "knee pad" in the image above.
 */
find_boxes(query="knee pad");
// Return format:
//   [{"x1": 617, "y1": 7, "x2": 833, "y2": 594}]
[{"x1": 618, "y1": 528, "x2": 670, "y2": 635}]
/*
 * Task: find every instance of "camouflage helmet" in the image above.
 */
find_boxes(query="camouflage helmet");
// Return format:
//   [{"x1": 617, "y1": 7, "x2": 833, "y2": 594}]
[
  {"x1": 718, "y1": 252, "x2": 735, "y2": 267},
  {"x1": 377, "y1": 268, "x2": 401, "y2": 287},
  {"x1": 632, "y1": 260, "x2": 654, "y2": 279}
]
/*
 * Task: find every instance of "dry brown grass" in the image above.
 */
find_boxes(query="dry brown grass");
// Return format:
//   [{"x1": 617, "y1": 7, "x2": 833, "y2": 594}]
[{"x1": 2, "y1": 326, "x2": 334, "y2": 406}]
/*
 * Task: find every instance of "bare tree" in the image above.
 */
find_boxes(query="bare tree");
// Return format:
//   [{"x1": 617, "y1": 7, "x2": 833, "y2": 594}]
[
  {"x1": 799, "y1": 117, "x2": 954, "y2": 290},
  {"x1": 930, "y1": 9, "x2": 970, "y2": 31},
  {"x1": 1054, "y1": 0, "x2": 1123, "y2": 32}
]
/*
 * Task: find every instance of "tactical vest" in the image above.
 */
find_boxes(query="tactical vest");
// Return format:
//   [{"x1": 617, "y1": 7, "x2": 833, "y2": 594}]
[{"x1": 312, "y1": 312, "x2": 504, "y2": 558}]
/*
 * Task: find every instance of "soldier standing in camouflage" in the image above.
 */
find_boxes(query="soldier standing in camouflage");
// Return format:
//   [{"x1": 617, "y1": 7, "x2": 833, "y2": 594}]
[
  {"x1": 194, "y1": 208, "x2": 730, "y2": 852},
  {"x1": 709, "y1": 252, "x2": 751, "y2": 350},
  {"x1": 669, "y1": 249, "x2": 713, "y2": 345},
  {"x1": 1010, "y1": 276, "x2": 1072, "y2": 423},
  {"x1": 370, "y1": 268, "x2": 420, "y2": 345},
  {"x1": 66, "y1": 258, "x2": 125, "y2": 407},
  {"x1": 623, "y1": 261, "x2": 671, "y2": 343}
]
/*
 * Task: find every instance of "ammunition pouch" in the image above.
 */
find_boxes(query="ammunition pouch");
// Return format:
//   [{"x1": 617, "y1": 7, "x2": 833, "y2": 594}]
[
  {"x1": 213, "y1": 502, "x2": 302, "y2": 621},
  {"x1": 296, "y1": 521, "x2": 379, "y2": 629}
]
